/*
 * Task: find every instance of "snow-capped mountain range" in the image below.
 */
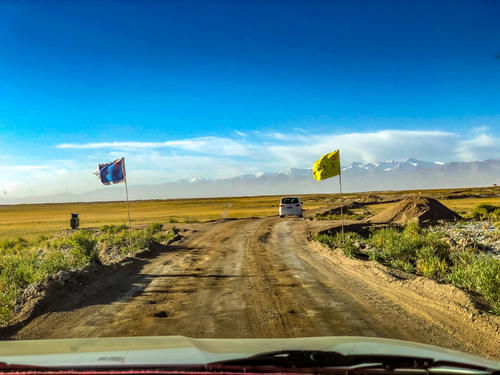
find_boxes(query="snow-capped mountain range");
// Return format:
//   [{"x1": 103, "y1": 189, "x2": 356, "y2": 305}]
[
  {"x1": 1, "y1": 158, "x2": 499, "y2": 204},
  {"x1": 340, "y1": 158, "x2": 445, "y2": 172}
]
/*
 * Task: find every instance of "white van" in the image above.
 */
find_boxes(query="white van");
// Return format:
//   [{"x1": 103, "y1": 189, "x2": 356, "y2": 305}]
[{"x1": 279, "y1": 197, "x2": 303, "y2": 218}]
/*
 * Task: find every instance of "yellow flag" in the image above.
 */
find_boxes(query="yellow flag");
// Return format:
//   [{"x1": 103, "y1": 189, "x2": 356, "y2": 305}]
[{"x1": 312, "y1": 150, "x2": 341, "y2": 181}]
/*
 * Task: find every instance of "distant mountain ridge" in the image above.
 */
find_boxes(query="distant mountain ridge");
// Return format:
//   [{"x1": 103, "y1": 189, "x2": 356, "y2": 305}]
[{"x1": 1, "y1": 158, "x2": 499, "y2": 204}]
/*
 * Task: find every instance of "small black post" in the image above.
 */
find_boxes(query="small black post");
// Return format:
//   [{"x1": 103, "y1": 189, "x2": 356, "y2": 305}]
[{"x1": 70, "y1": 213, "x2": 79, "y2": 230}]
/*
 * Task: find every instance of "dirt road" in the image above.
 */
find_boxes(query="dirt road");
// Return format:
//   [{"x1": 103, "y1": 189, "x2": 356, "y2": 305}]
[{"x1": 10, "y1": 217, "x2": 500, "y2": 359}]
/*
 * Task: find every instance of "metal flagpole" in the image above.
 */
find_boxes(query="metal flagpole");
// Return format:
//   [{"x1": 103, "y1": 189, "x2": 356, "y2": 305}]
[
  {"x1": 339, "y1": 170, "x2": 345, "y2": 242},
  {"x1": 123, "y1": 158, "x2": 132, "y2": 247}
]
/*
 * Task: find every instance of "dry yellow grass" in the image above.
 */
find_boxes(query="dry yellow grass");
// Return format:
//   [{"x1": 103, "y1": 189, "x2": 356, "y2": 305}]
[
  {"x1": 438, "y1": 198, "x2": 500, "y2": 216},
  {"x1": 1, "y1": 186, "x2": 498, "y2": 241},
  {"x1": 0, "y1": 195, "x2": 329, "y2": 240}
]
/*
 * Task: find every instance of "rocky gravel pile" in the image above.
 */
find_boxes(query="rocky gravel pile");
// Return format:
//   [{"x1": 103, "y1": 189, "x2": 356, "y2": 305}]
[{"x1": 429, "y1": 221, "x2": 500, "y2": 258}]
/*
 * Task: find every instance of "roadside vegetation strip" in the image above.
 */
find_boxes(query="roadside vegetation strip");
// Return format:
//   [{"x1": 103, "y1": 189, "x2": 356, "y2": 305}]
[
  {"x1": 316, "y1": 219, "x2": 500, "y2": 316},
  {"x1": 0, "y1": 223, "x2": 176, "y2": 325},
  {"x1": 468, "y1": 203, "x2": 500, "y2": 225}
]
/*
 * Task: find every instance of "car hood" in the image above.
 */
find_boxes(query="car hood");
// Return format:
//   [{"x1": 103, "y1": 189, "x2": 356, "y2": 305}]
[{"x1": 0, "y1": 336, "x2": 498, "y2": 369}]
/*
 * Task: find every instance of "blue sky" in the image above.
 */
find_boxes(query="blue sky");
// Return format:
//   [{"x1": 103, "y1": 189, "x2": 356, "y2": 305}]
[{"x1": 0, "y1": 0, "x2": 499, "y2": 197}]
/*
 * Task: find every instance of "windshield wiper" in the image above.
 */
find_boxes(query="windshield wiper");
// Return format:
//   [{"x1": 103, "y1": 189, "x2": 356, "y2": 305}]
[{"x1": 207, "y1": 350, "x2": 495, "y2": 373}]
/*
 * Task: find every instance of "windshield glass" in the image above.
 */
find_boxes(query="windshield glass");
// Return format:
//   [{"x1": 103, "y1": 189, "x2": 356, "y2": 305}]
[
  {"x1": 0, "y1": 0, "x2": 499, "y2": 367},
  {"x1": 282, "y1": 198, "x2": 300, "y2": 204}
]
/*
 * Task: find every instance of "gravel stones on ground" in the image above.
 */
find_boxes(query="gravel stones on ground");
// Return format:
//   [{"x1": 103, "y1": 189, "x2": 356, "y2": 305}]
[{"x1": 429, "y1": 221, "x2": 500, "y2": 257}]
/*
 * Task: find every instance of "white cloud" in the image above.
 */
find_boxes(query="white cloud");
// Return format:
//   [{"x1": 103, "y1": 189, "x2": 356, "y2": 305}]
[
  {"x1": 472, "y1": 125, "x2": 490, "y2": 133},
  {"x1": 249, "y1": 130, "x2": 459, "y2": 169},
  {"x1": 52, "y1": 128, "x2": 500, "y2": 171},
  {"x1": 2, "y1": 127, "x2": 499, "y2": 198},
  {"x1": 457, "y1": 133, "x2": 499, "y2": 161},
  {"x1": 0, "y1": 166, "x2": 97, "y2": 198},
  {"x1": 0, "y1": 165, "x2": 50, "y2": 171},
  {"x1": 56, "y1": 137, "x2": 250, "y2": 156},
  {"x1": 234, "y1": 130, "x2": 247, "y2": 137}
]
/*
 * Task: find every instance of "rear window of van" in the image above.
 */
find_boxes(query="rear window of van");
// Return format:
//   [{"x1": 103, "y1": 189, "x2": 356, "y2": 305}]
[{"x1": 281, "y1": 198, "x2": 299, "y2": 204}]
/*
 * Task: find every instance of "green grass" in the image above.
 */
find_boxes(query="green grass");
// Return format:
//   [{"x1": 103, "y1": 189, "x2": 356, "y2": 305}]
[
  {"x1": 316, "y1": 232, "x2": 364, "y2": 258},
  {"x1": 316, "y1": 222, "x2": 500, "y2": 315},
  {"x1": 468, "y1": 203, "x2": 500, "y2": 221},
  {"x1": 368, "y1": 222, "x2": 451, "y2": 276},
  {"x1": 0, "y1": 223, "x2": 176, "y2": 325}
]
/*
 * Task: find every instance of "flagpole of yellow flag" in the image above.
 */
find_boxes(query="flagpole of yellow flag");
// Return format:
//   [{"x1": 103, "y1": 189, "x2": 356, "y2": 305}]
[{"x1": 312, "y1": 149, "x2": 344, "y2": 241}]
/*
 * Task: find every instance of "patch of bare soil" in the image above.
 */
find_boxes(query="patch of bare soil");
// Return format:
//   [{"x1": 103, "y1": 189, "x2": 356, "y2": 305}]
[{"x1": 366, "y1": 196, "x2": 462, "y2": 224}]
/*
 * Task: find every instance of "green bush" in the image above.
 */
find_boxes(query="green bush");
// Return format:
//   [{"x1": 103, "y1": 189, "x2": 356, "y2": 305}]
[
  {"x1": 369, "y1": 226, "x2": 417, "y2": 272},
  {"x1": 0, "y1": 286, "x2": 17, "y2": 325},
  {"x1": 469, "y1": 204, "x2": 500, "y2": 221},
  {"x1": 447, "y1": 252, "x2": 500, "y2": 314},
  {"x1": 0, "y1": 237, "x2": 31, "y2": 255},
  {"x1": 148, "y1": 223, "x2": 163, "y2": 234},
  {"x1": 416, "y1": 246, "x2": 448, "y2": 278},
  {"x1": 316, "y1": 231, "x2": 363, "y2": 258},
  {"x1": 39, "y1": 250, "x2": 71, "y2": 275},
  {"x1": 368, "y1": 223, "x2": 450, "y2": 276},
  {"x1": 69, "y1": 230, "x2": 99, "y2": 266}
]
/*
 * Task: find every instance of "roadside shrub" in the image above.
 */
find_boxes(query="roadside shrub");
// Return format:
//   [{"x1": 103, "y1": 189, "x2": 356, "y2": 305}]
[
  {"x1": 369, "y1": 226, "x2": 417, "y2": 272},
  {"x1": 469, "y1": 204, "x2": 500, "y2": 221},
  {"x1": 0, "y1": 252, "x2": 39, "y2": 288},
  {"x1": 39, "y1": 250, "x2": 72, "y2": 275},
  {"x1": 416, "y1": 246, "x2": 448, "y2": 279},
  {"x1": 315, "y1": 233, "x2": 336, "y2": 248},
  {"x1": 148, "y1": 223, "x2": 163, "y2": 234},
  {"x1": 368, "y1": 223, "x2": 450, "y2": 277},
  {"x1": 0, "y1": 285, "x2": 17, "y2": 325},
  {"x1": 69, "y1": 230, "x2": 99, "y2": 266},
  {"x1": 0, "y1": 237, "x2": 31, "y2": 255},
  {"x1": 447, "y1": 252, "x2": 500, "y2": 315},
  {"x1": 316, "y1": 232, "x2": 363, "y2": 258}
]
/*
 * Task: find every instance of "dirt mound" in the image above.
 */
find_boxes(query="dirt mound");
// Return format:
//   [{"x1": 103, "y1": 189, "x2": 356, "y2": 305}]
[
  {"x1": 366, "y1": 196, "x2": 461, "y2": 224},
  {"x1": 318, "y1": 201, "x2": 363, "y2": 216}
]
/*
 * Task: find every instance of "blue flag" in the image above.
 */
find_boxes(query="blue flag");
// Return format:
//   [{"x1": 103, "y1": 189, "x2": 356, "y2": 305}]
[{"x1": 97, "y1": 158, "x2": 126, "y2": 185}]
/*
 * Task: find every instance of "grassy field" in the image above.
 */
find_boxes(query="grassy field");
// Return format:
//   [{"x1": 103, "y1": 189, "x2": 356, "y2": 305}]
[
  {"x1": 0, "y1": 195, "x2": 329, "y2": 240},
  {"x1": 1, "y1": 187, "x2": 499, "y2": 240}
]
